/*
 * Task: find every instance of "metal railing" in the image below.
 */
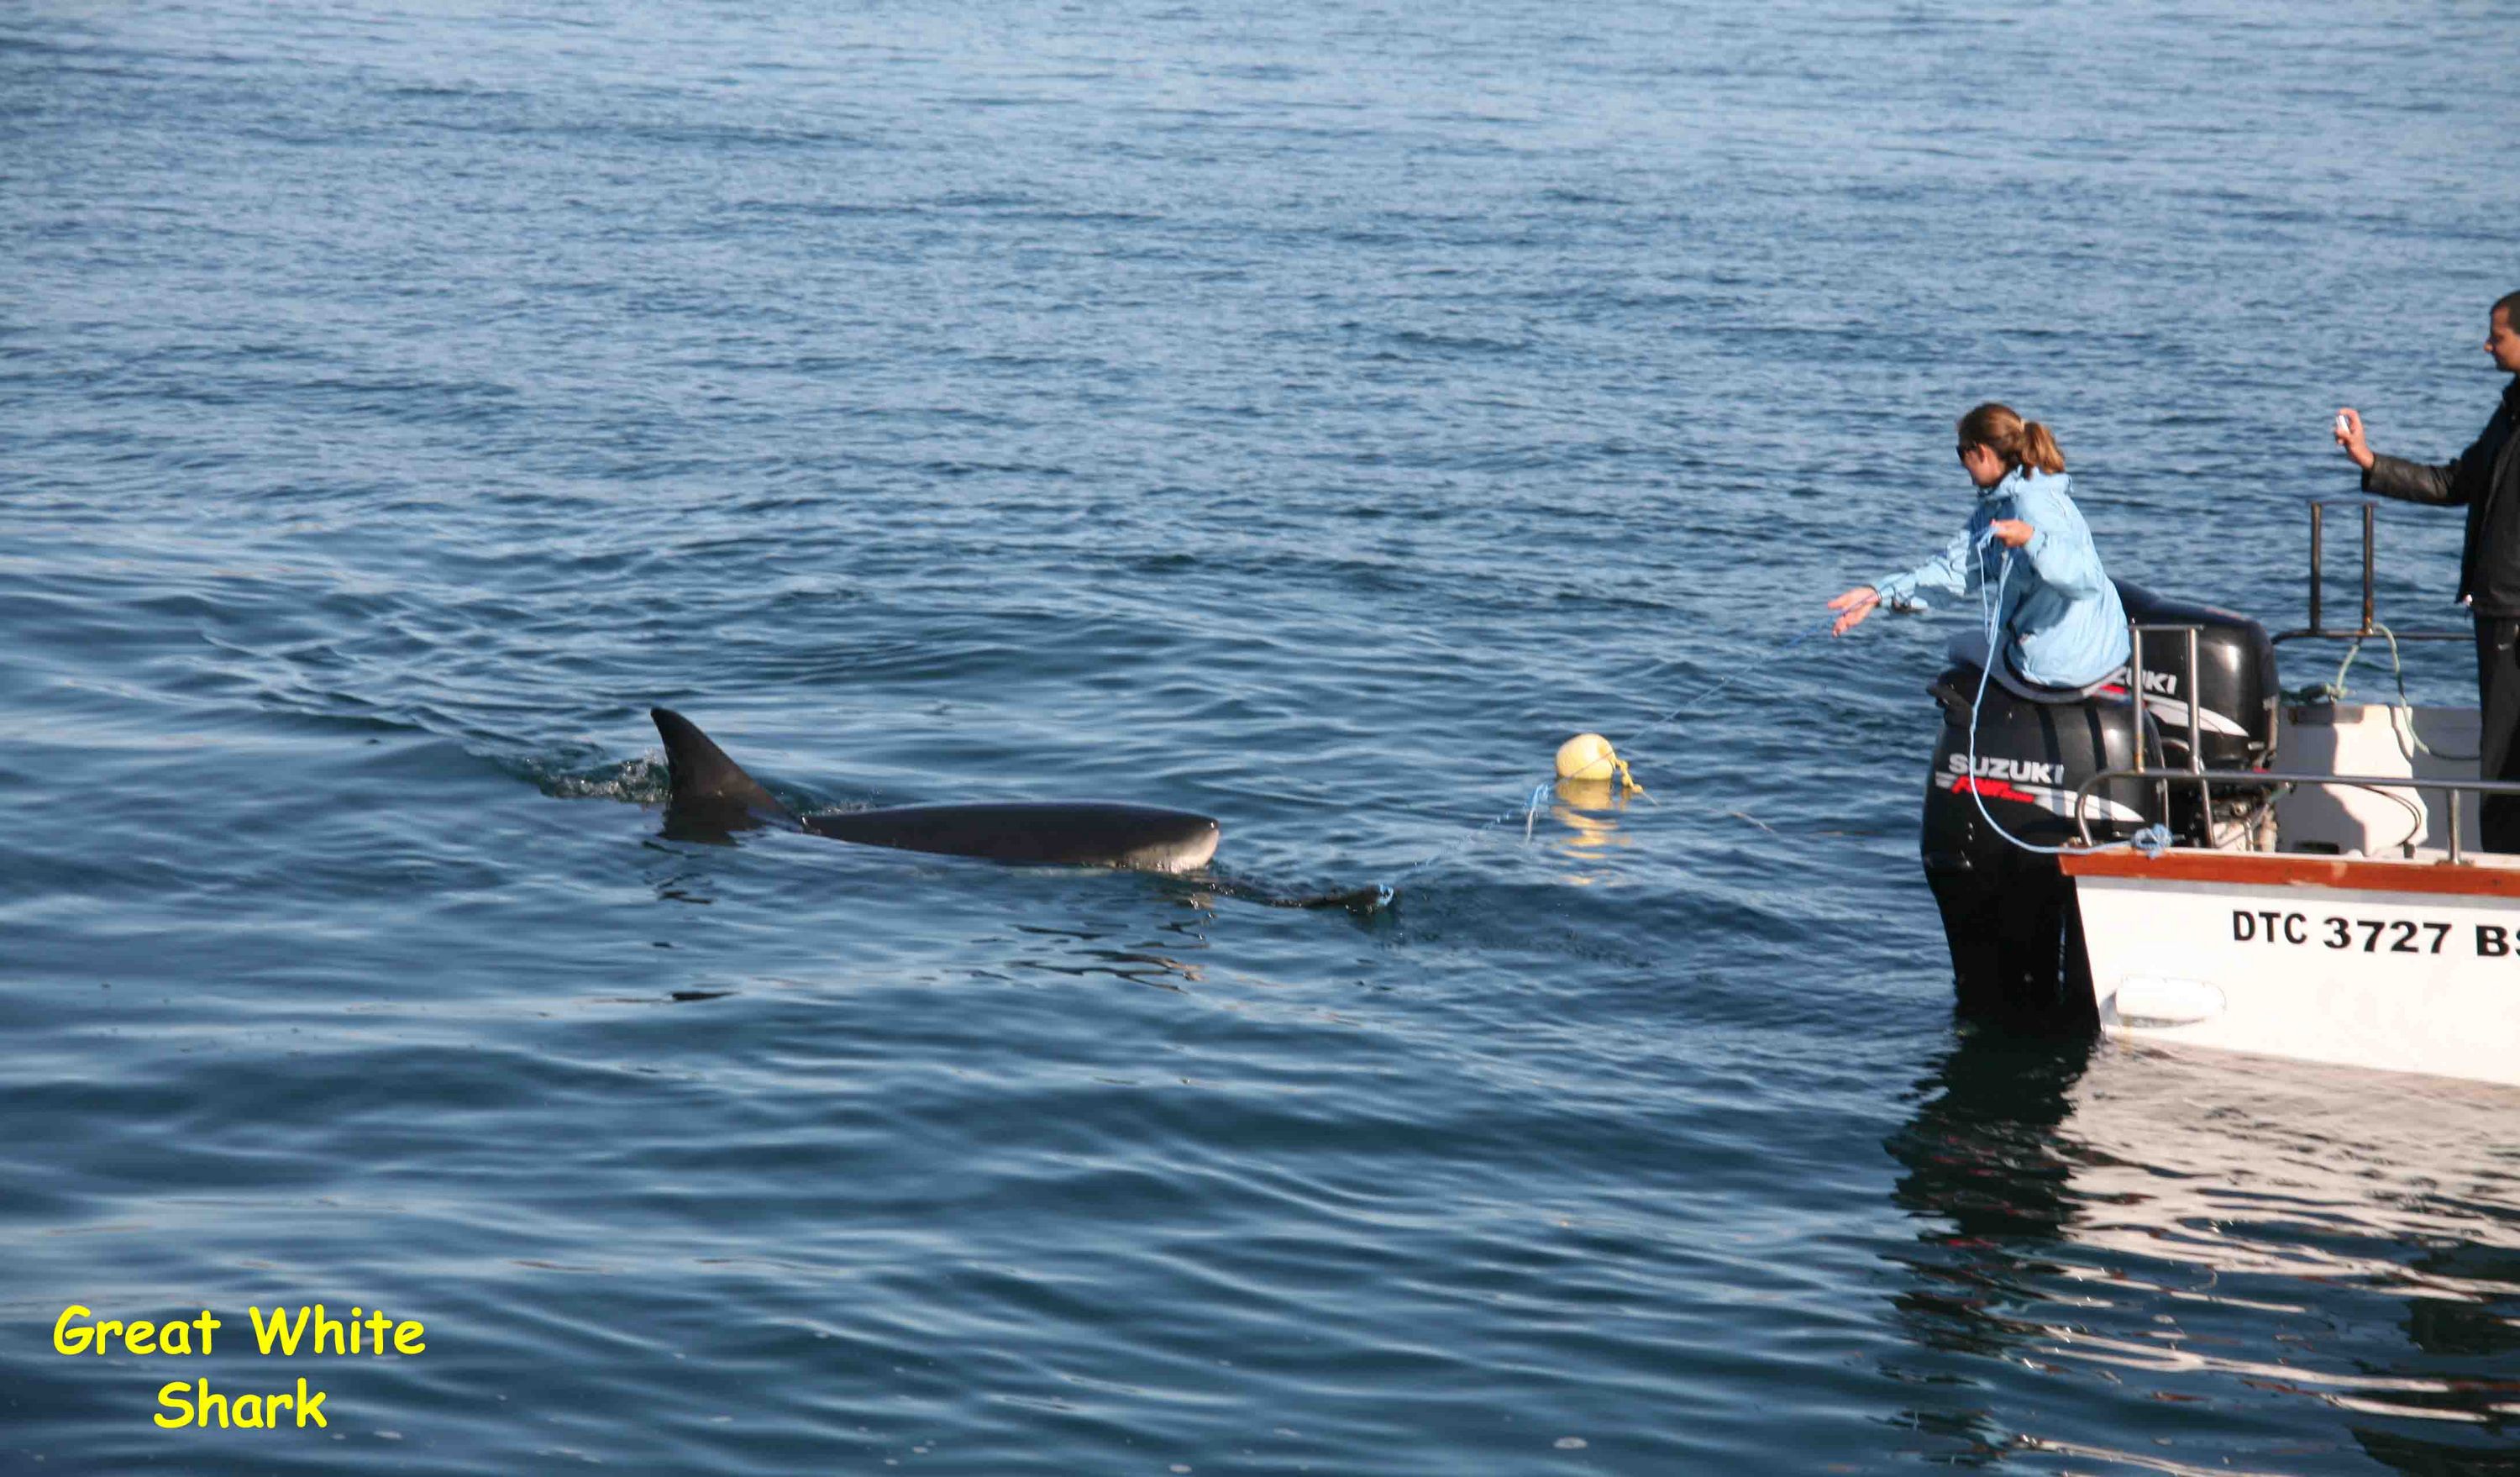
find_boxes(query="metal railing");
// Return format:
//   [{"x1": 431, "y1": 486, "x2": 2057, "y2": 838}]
[
  {"x1": 2073, "y1": 500, "x2": 2502, "y2": 857},
  {"x1": 2125, "y1": 619, "x2": 2207, "y2": 823},
  {"x1": 2013, "y1": 502, "x2": 2514, "y2": 859},
  {"x1": 2070, "y1": 766, "x2": 2520, "y2": 865},
  {"x1": 2275, "y1": 499, "x2": 2465, "y2": 644}
]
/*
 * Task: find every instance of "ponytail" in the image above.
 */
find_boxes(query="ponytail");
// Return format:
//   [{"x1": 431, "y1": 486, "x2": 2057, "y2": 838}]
[
  {"x1": 2018, "y1": 420, "x2": 2065, "y2": 475},
  {"x1": 1956, "y1": 402, "x2": 2066, "y2": 475}
]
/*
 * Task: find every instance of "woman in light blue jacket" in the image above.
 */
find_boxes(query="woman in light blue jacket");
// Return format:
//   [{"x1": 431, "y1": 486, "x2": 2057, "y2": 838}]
[{"x1": 1828, "y1": 403, "x2": 2129, "y2": 691}]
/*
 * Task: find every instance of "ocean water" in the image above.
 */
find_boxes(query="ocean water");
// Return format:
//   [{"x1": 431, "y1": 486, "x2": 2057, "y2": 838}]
[{"x1": 5, "y1": 2, "x2": 2517, "y2": 1472}]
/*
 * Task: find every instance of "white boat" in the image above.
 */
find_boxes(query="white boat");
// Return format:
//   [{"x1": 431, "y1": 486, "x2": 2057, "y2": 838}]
[
  {"x1": 1926, "y1": 502, "x2": 2520, "y2": 1088},
  {"x1": 2066, "y1": 808, "x2": 2520, "y2": 1089}
]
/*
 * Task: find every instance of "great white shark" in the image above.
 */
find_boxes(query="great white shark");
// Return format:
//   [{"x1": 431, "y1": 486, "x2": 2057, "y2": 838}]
[{"x1": 651, "y1": 707, "x2": 1223, "y2": 872}]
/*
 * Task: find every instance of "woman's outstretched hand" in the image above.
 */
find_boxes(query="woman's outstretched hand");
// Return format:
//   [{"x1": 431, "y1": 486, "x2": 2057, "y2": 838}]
[
  {"x1": 1987, "y1": 518, "x2": 2035, "y2": 549},
  {"x1": 1829, "y1": 586, "x2": 1880, "y2": 636}
]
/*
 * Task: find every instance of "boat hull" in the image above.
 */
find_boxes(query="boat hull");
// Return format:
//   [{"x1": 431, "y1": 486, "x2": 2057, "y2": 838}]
[{"x1": 2069, "y1": 854, "x2": 2520, "y2": 1087}]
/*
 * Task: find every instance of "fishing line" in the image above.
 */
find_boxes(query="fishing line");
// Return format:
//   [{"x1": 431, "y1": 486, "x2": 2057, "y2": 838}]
[
  {"x1": 1370, "y1": 609, "x2": 1846, "y2": 906},
  {"x1": 1372, "y1": 528, "x2": 2192, "y2": 909}
]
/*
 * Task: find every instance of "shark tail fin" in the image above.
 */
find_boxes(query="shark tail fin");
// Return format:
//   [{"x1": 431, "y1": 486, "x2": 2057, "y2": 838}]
[{"x1": 652, "y1": 708, "x2": 798, "y2": 825}]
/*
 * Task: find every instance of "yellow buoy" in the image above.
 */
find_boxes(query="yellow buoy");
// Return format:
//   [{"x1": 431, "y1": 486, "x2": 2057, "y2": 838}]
[
  {"x1": 1554, "y1": 733, "x2": 1646, "y2": 794},
  {"x1": 1555, "y1": 733, "x2": 1617, "y2": 781}
]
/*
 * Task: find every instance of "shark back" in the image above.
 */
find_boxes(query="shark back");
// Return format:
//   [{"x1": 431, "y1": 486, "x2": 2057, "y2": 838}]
[
  {"x1": 649, "y1": 708, "x2": 1221, "y2": 871},
  {"x1": 804, "y1": 802, "x2": 1221, "y2": 871}
]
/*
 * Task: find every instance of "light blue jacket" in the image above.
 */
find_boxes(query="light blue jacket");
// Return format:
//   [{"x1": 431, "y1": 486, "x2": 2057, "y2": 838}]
[{"x1": 1871, "y1": 468, "x2": 2129, "y2": 688}]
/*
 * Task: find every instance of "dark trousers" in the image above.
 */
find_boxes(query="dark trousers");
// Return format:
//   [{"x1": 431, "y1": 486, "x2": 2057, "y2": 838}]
[{"x1": 2476, "y1": 615, "x2": 2520, "y2": 852}]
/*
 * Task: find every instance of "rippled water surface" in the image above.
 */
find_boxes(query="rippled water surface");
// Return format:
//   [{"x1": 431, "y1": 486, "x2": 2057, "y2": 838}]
[{"x1": 6, "y1": 2, "x2": 2517, "y2": 1472}]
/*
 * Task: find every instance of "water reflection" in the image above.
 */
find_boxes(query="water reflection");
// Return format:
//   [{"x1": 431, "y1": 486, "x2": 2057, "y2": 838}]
[
  {"x1": 1549, "y1": 777, "x2": 1635, "y2": 886},
  {"x1": 1011, "y1": 922, "x2": 1209, "y2": 991},
  {"x1": 1884, "y1": 1032, "x2": 2520, "y2": 1468}
]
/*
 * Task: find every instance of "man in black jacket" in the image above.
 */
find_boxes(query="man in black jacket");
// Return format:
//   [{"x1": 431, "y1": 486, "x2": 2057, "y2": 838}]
[{"x1": 2336, "y1": 289, "x2": 2520, "y2": 849}]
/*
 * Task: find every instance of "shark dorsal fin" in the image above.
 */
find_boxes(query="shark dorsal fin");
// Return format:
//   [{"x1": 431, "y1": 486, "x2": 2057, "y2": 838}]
[{"x1": 652, "y1": 708, "x2": 796, "y2": 824}]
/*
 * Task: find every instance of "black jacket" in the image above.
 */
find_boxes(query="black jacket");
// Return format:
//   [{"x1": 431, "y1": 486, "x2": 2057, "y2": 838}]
[{"x1": 2364, "y1": 377, "x2": 2520, "y2": 615}]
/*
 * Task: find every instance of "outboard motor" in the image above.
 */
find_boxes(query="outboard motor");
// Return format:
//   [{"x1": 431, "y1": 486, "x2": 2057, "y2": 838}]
[
  {"x1": 1920, "y1": 670, "x2": 2147, "y2": 1028},
  {"x1": 2113, "y1": 581, "x2": 2280, "y2": 846},
  {"x1": 1919, "y1": 583, "x2": 2281, "y2": 1028}
]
